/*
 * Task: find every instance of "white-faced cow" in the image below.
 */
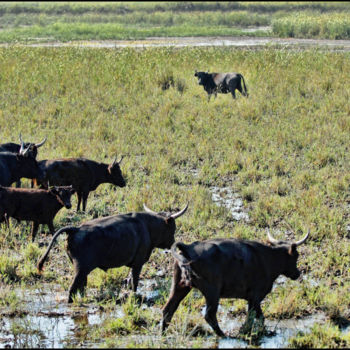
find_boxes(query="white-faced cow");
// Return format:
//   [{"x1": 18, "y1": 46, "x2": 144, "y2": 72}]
[
  {"x1": 34, "y1": 156, "x2": 126, "y2": 212},
  {"x1": 37, "y1": 203, "x2": 188, "y2": 303},
  {"x1": 0, "y1": 185, "x2": 75, "y2": 242},
  {"x1": 0, "y1": 134, "x2": 47, "y2": 187},
  {"x1": 194, "y1": 70, "x2": 248, "y2": 101},
  {"x1": 162, "y1": 229, "x2": 309, "y2": 337}
]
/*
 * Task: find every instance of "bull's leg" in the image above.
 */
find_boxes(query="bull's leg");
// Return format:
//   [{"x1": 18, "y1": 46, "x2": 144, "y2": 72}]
[
  {"x1": 240, "y1": 301, "x2": 264, "y2": 334},
  {"x1": 48, "y1": 221, "x2": 55, "y2": 235},
  {"x1": 201, "y1": 286, "x2": 225, "y2": 337},
  {"x1": 230, "y1": 89, "x2": 236, "y2": 99},
  {"x1": 131, "y1": 265, "x2": 142, "y2": 292},
  {"x1": 82, "y1": 192, "x2": 89, "y2": 212},
  {"x1": 76, "y1": 192, "x2": 82, "y2": 211},
  {"x1": 68, "y1": 270, "x2": 88, "y2": 303},
  {"x1": 237, "y1": 80, "x2": 244, "y2": 96},
  {"x1": 31, "y1": 222, "x2": 39, "y2": 242},
  {"x1": 162, "y1": 262, "x2": 192, "y2": 332}
]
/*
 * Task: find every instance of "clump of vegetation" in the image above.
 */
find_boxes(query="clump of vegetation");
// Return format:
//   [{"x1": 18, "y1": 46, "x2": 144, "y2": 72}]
[
  {"x1": 157, "y1": 70, "x2": 187, "y2": 93},
  {"x1": 288, "y1": 322, "x2": 350, "y2": 348}
]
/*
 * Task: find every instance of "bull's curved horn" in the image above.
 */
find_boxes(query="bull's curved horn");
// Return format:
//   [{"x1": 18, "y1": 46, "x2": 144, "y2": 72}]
[
  {"x1": 117, "y1": 155, "x2": 124, "y2": 164},
  {"x1": 294, "y1": 229, "x2": 309, "y2": 247},
  {"x1": 266, "y1": 228, "x2": 280, "y2": 244},
  {"x1": 19, "y1": 133, "x2": 23, "y2": 144},
  {"x1": 19, "y1": 136, "x2": 26, "y2": 155},
  {"x1": 35, "y1": 136, "x2": 47, "y2": 148},
  {"x1": 143, "y1": 203, "x2": 158, "y2": 215},
  {"x1": 21, "y1": 145, "x2": 30, "y2": 156},
  {"x1": 171, "y1": 203, "x2": 189, "y2": 219}
]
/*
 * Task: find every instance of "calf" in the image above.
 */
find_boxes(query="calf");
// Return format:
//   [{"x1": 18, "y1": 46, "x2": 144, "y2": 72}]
[
  {"x1": 37, "y1": 203, "x2": 188, "y2": 303},
  {"x1": 194, "y1": 70, "x2": 248, "y2": 101},
  {"x1": 162, "y1": 229, "x2": 309, "y2": 337},
  {"x1": 34, "y1": 156, "x2": 125, "y2": 211},
  {"x1": 0, "y1": 185, "x2": 75, "y2": 242}
]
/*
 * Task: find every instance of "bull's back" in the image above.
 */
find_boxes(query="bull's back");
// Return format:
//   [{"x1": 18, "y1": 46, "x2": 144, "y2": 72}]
[
  {"x1": 43, "y1": 158, "x2": 92, "y2": 189},
  {"x1": 183, "y1": 239, "x2": 263, "y2": 297},
  {"x1": 68, "y1": 213, "x2": 148, "y2": 270}
]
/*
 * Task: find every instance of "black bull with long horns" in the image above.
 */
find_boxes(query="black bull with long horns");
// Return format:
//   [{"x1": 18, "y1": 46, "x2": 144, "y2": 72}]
[
  {"x1": 0, "y1": 134, "x2": 47, "y2": 187},
  {"x1": 0, "y1": 133, "x2": 47, "y2": 158},
  {"x1": 0, "y1": 147, "x2": 45, "y2": 187},
  {"x1": 37, "y1": 203, "x2": 188, "y2": 303},
  {"x1": 33, "y1": 156, "x2": 126, "y2": 211},
  {"x1": 162, "y1": 229, "x2": 309, "y2": 337}
]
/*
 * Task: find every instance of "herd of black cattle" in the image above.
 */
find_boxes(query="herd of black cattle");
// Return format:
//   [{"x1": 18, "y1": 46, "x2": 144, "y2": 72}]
[{"x1": 0, "y1": 72, "x2": 310, "y2": 337}]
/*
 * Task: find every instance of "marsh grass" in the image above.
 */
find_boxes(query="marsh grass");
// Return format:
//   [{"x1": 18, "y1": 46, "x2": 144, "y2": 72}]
[
  {"x1": 288, "y1": 322, "x2": 350, "y2": 348},
  {"x1": 0, "y1": 2, "x2": 350, "y2": 42},
  {"x1": 0, "y1": 45, "x2": 349, "y2": 346}
]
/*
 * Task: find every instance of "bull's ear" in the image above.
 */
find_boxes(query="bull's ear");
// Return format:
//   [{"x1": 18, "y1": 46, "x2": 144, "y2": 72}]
[
  {"x1": 49, "y1": 187, "x2": 58, "y2": 195},
  {"x1": 165, "y1": 217, "x2": 175, "y2": 225},
  {"x1": 288, "y1": 243, "x2": 297, "y2": 255}
]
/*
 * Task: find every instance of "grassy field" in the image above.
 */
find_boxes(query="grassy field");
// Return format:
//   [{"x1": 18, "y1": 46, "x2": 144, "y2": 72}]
[
  {"x1": 0, "y1": 2, "x2": 350, "y2": 42},
  {"x1": 0, "y1": 45, "x2": 349, "y2": 347}
]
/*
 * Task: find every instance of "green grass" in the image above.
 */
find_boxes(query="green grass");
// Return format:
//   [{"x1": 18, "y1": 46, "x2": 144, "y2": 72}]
[
  {"x1": 0, "y1": 45, "x2": 349, "y2": 346},
  {"x1": 0, "y1": 2, "x2": 350, "y2": 42},
  {"x1": 273, "y1": 13, "x2": 350, "y2": 39}
]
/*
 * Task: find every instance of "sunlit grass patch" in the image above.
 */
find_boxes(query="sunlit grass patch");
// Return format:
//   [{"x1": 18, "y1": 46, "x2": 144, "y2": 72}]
[{"x1": 288, "y1": 322, "x2": 350, "y2": 348}]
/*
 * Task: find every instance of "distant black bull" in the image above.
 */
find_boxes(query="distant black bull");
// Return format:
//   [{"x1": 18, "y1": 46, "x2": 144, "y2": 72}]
[
  {"x1": 162, "y1": 229, "x2": 309, "y2": 337},
  {"x1": 0, "y1": 185, "x2": 75, "y2": 241},
  {"x1": 37, "y1": 203, "x2": 188, "y2": 303},
  {"x1": 0, "y1": 149, "x2": 44, "y2": 187},
  {"x1": 194, "y1": 70, "x2": 248, "y2": 101},
  {"x1": 0, "y1": 134, "x2": 47, "y2": 187},
  {"x1": 34, "y1": 156, "x2": 126, "y2": 212}
]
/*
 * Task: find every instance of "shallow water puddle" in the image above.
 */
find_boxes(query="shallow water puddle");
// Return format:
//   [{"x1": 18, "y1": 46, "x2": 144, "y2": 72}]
[
  {"x1": 210, "y1": 186, "x2": 249, "y2": 222},
  {"x1": 0, "y1": 280, "x2": 161, "y2": 348}
]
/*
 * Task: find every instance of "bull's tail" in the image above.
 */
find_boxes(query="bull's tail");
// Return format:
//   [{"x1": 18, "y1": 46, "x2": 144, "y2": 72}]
[
  {"x1": 171, "y1": 242, "x2": 194, "y2": 288},
  {"x1": 37, "y1": 225, "x2": 78, "y2": 273},
  {"x1": 239, "y1": 74, "x2": 249, "y2": 97}
]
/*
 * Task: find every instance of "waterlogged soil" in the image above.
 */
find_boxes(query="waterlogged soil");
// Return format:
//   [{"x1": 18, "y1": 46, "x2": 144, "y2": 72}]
[{"x1": 0, "y1": 277, "x2": 337, "y2": 349}]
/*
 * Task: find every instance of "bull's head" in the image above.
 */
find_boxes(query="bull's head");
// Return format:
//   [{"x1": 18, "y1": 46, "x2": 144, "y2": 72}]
[
  {"x1": 266, "y1": 229, "x2": 309, "y2": 280},
  {"x1": 19, "y1": 133, "x2": 47, "y2": 159},
  {"x1": 194, "y1": 71, "x2": 209, "y2": 86},
  {"x1": 108, "y1": 156, "x2": 126, "y2": 188},
  {"x1": 143, "y1": 203, "x2": 189, "y2": 249},
  {"x1": 16, "y1": 151, "x2": 45, "y2": 181},
  {"x1": 49, "y1": 185, "x2": 76, "y2": 209}
]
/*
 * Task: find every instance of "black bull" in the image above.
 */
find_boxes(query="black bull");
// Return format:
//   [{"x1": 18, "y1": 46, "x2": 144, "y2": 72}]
[
  {"x1": 34, "y1": 156, "x2": 126, "y2": 212},
  {"x1": 194, "y1": 71, "x2": 248, "y2": 100},
  {"x1": 0, "y1": 135, "x2": 46, "y2": 187},
  {"x1": 162, "y1": 230, "x2": 309, "y2": 337},
  {"x1": 0, "y1": 152, "x2": 44, "y2": 187},
  {"x1": 37, "y1": 203, "x2": 188, "y2": 303},
  {"x1": 0, "y1": 134, "x2": 47, "y2": 159}
]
